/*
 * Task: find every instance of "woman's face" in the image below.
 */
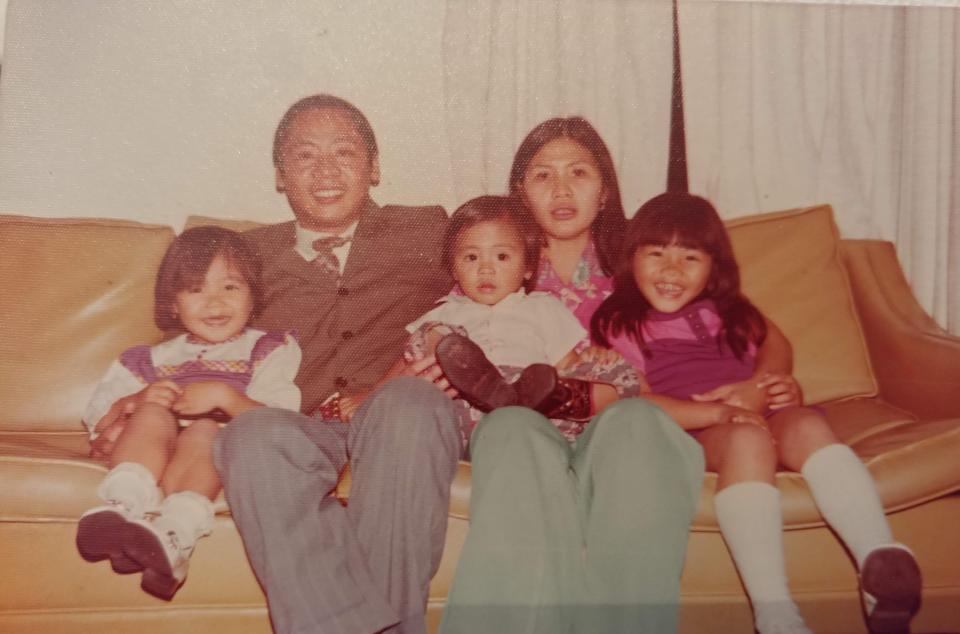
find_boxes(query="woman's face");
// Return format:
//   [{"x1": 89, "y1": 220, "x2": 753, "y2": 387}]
[{"x1": 520, "y1": 137, "x2": 606, "y2": 243}]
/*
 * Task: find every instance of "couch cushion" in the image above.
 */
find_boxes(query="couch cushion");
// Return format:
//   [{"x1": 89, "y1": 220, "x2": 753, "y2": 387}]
[
  {"x1": 0, "y1": 215, "x2": 173, "y2": 432},
  {"x1": 0, "y1": 431, "x2": 232, "y2": 519},
  {"x1": 726, "y1": 205, "x2": 877, "y2": 404}
]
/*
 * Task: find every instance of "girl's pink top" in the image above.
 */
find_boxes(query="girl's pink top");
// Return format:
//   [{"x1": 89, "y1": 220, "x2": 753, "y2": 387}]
[{"x1": 533, "y1": 240, "x2": 614, "y2": 340}]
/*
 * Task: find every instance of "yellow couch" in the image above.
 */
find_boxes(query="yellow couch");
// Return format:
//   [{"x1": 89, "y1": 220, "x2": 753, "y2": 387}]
[{"x1": 2, "y1": 204, "x2": 959, "y2": 634}]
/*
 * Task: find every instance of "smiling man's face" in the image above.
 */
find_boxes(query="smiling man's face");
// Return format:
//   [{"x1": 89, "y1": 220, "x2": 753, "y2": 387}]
[{"x1": 274, "y1": 107, "x2": 380, "y2": 234}]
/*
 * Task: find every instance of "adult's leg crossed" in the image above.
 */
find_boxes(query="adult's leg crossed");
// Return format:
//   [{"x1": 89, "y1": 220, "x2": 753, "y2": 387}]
[{"x1": 214, "y1": 407, "x2": 398, "y2": 634}]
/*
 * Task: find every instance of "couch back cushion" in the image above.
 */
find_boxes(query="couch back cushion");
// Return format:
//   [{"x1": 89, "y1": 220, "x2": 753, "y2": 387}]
[
  {"x1": 726, "y1": 204, "x2": 877, "y2": 403},
  {"x1": 0, "y1": 215, "x2": 173, "y2": 432}
]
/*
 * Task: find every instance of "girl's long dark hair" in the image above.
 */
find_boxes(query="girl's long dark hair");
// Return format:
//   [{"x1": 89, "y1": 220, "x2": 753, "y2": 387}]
[
  {"x1": 591, "y1": 192, "x2": 766, "y2": 360},
  {"x1": 508, "y1": 116, "x2": 627, "y2": 276}
]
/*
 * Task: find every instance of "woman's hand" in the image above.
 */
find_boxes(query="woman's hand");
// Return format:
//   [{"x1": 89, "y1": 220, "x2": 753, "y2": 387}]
[
  {"x1": 691, "y1": 379, "x2": 766, "y2": 413},
  {"x1": 577, "y1": 345, "x2": 623, "y2": 367},
  {"x1": 756, "y1": 372, "x2": 803, "y2": 410}
]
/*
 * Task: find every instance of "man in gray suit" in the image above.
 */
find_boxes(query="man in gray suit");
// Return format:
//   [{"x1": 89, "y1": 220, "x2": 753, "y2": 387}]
[{"x1": 214, "y1": 95, "x2": 461, "y2": 634}]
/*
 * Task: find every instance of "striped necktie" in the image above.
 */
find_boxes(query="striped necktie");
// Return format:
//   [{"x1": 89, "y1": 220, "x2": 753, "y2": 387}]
[{"x1": 312, "y1": 235, "x2": 351, "y2": 276}]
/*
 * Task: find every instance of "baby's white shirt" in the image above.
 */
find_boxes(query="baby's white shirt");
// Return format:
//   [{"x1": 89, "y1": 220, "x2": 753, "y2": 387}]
[{"x1": 406, "y1": 290, "x2": 586, "y2": 368}]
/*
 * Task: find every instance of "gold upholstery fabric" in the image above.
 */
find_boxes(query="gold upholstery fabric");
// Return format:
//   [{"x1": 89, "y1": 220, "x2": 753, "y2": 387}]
[
  {"x1": 1, "y1": 207, "x2": 959, "y2": 634},
  {"x1": 727, "y1": 205, "x2": 878, "y2": 403}
]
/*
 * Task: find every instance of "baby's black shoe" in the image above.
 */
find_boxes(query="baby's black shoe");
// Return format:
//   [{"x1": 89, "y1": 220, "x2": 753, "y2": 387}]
[{"x1": 435, "y1": 333, "x2": 517, "y2": 412}]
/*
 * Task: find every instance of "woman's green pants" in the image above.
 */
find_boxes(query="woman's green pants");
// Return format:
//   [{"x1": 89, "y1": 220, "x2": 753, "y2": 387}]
[{"x1": 439, "y1": 399, "x2": 705, "y2": 634}]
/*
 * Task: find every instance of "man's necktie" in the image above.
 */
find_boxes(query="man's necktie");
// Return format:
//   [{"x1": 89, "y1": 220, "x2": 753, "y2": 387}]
[{"x1": 312, "y1": 236, "x2": 351, "y2": 276}]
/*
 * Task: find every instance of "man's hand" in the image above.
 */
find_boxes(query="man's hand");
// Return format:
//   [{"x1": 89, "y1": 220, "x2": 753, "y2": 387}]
[
  {"x1": 756, "y1": 372, "x2": 803, "y2": 410},
  {"x1": 691, "y1": 379, "x2": 766, "y2": 413},
  {"x1": 400, "y1": 354, "x2": 457, "y2": 398},
  {"x1": 89, "y1": 394, "x2": 137, "y2": 460},
  {"x1": 339, "y1": 392, "x2": 366, "y2": 422}
]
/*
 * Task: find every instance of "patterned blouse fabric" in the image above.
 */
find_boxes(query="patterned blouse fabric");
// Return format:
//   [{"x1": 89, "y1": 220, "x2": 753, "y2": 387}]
[
  {"x1": 533, "y1": 240, "x2": 614, "y2": 341},
  {"x1": 82, "y1": 328, "x2": 302, "y2": 437}
]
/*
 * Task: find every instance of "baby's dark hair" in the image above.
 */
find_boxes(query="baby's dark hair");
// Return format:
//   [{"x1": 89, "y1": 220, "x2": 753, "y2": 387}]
[
  {"x1": 442, "y1": 195, "x2": 542, "y2": 293},
  {"x1": 154, "y1": 226, "x2": 263, "y2": 331},
  {"x1": 591, "y1": 192, "x2": 767, "y2": 359}
]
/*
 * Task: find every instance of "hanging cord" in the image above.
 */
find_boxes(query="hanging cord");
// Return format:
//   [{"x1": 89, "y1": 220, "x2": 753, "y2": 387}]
[{"x1": 667, "y1": 0, "x2": 689, "y2": 194}]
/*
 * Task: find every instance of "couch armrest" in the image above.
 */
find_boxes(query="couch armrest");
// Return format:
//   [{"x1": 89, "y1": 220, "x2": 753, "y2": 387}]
[{"x1": 842, "y1": 239, "x2": 960, "y2": 419}]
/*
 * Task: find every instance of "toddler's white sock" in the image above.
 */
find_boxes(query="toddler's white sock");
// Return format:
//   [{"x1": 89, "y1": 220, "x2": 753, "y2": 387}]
[
  {"x1": 801, "y1": 443, "x2": 894, "y2": 567},
  {"x1": 156, "y1": 491, "x2": 215, "y2": 549},
  {"x1": 715, "y1": 481, "x2": 810, "y2": 634},
  {"x1": 96, "y1": 462, "x2": 160, "y2": 517}
]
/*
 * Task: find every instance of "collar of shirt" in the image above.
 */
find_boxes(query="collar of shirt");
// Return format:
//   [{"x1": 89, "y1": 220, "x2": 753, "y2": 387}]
[
  {"x1": 439, "y1": 288, "x2": 530, "y2": 310},
  {"x1": 536, "y1": 239, "x2": 604, "y2": 291},
  {"x1": 293, "y1": 220, "x2": 359, "y2": 274}
]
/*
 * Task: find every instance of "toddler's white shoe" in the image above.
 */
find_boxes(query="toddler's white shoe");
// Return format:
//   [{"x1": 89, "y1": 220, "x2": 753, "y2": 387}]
[
  {"x1": 76, "y1": 501, "x2": 143, "y2": 574},
  {"x1": 123, "y1": 516, "x2": 194, "y2": 600}
]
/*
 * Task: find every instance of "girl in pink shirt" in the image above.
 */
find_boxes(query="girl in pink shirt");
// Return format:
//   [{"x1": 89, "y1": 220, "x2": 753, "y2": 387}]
[{"x1": 592, "y1": 192, "x2": 921, "y2": 634}]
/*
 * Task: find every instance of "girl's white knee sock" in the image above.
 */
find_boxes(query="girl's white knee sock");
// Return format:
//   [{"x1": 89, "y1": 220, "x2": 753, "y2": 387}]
[
  {"x1": 715, "y1": 481, "x2": 810, "y2": 634},
  {"x1": 97, "y1": 462, "x2": 160, "y2": 517},
  {"x1": 801, "y1": 443, "x2": 894, "y2": 567}
]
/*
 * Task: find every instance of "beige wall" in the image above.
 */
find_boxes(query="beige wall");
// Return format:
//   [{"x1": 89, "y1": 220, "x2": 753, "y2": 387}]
[{"x1": 0, "y1": 0, "x2": 457, "y2": 229}]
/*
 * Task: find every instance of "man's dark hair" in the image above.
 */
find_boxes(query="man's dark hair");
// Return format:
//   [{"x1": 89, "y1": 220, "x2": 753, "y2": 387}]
[{"x1": 272, "y1": 94, "x2": 379, "y2": 167}]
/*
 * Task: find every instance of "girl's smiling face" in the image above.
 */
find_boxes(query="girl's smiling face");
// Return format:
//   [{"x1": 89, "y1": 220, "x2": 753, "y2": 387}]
[
  {"x1": 174, "y1": 255, "x2": 254, "y2": 343},
  {"x1": 520, "y1": 137, "x2": 605, "y2": 243},
  {"x1": 452, "y1": 220, "x2": 530, "y2": 306},
  {"x1": 633, "y1": 241, "x2": 713, "y2": 314}
]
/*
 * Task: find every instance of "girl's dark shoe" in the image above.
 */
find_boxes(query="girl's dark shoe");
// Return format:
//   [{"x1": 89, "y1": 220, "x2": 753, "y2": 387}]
[
  {"x1": 435, "y1": 333, "x2": 517, "y2": 412},
  {"x1": 860, "y1": 545, "x2": 922, "y2": 634}
]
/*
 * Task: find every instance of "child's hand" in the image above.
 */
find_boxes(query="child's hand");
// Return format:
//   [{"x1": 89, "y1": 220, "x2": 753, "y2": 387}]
[
  {"x1": 756, "y1": 372, "x2": 803, "y2": 410},
  {"x1": 717, "y1": 403, "x2": 768, "y2": 429},
  {"x1": 138, "y1": 380, "x2": 182, "y2": 409},
  {"x1": 691, "y1": 380, "x2": 766, "y2": 412},
  {"x1": 173, "y1": 381, "x2": 237, "y2": 416},
  {"x1": 577, "y1": 346, "x2": 623, "y2": 367}
]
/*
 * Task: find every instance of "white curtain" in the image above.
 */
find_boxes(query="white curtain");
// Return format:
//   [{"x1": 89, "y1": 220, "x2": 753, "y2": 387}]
[{"x1": 442, "y1": 0, "x2": 960, "y2": 334}]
